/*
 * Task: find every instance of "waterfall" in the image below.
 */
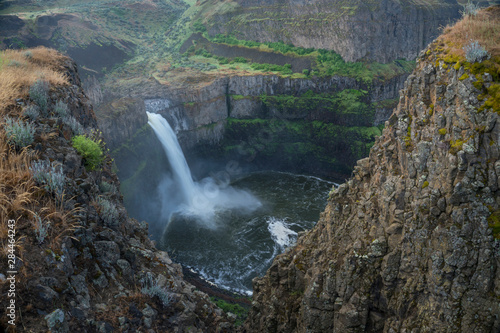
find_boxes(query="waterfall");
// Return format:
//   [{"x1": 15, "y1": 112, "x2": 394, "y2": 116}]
[
  {"x1": 147, "y1": 112, "x2": 197, "y2": 205},
  {"x1": 147, "y1": 111, "x2": 262, "y2": 227}
]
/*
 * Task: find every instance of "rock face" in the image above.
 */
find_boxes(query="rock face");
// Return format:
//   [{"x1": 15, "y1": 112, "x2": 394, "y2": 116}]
[
  {"x1": 99, "y1": 73, "x2": 407, "y2": 151},
  {"x1": 204, "y1": 0, "x2": 461, "y2": 63},
  {"x1": 103, "y1": 72, "x2": 407, "y2": 183},
  {"x1": 0, "y1": 50, "x2": 233, "y2": 332},
  {"x1": 244, "y1": 40, "x2": 500, "y2": 331}
]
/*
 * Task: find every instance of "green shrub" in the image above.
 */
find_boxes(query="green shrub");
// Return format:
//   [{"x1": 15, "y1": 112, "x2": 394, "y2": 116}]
[
  {"x1": 461, "y1": 0, "x2": 481, "y2": 17},
  {"x1": 29, "y1": 79, "x2": 49, "y2": 115},
  {"x1": 210, "y1": 297, "x2": 249, "y2": 326},
  {"x1": 231, "y1": 57, "x2": 248, "y2": 64},
  {"x1": 192, "y1": 19, "x2": 207, "y2": 33},
  {"x1": 4, "y1": 117, "x2": 35, "y2": 148},
  {"x1": 8, "y1": 60, "x2": 22, "y2": 67},
  {"x1": 71, "y1": 135, "x2": 104, "y2": 170}
]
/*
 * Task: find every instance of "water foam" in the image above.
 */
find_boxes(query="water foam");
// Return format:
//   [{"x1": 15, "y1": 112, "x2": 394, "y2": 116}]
[{"x1": 267, "y1": 217, "x2": 298, "y2": 248}]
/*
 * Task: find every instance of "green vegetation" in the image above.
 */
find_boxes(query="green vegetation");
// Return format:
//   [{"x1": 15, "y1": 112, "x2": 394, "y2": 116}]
[
  {"x1": 72, "y1": 134, "x2": 105, "y2": 170},
  {"x1": 211, "y1": 34, "x2": 316, "y2": 56},
  {"x1": 260, "y1": 89, "x2": 373, "y2": 125},
  {"x1": 488, "y1": 210, "x2": 500, "y2": 239},
  {"x1": 449, "y1": 138, "x2": 465, "y2": 154},
  {"x1": 23, "y1": 105, "x2": 40, "y2": 120},
  {"x1": 438, "y1": 128, "x2": 447, "y2": 135},
  {"x1": 250, "y1": 63, "x2": 293, "y2": 74},
  {"x1": 210, "y1": 297, "x2": 249, "y2": 326},
  {"x1": 204, "y1": 34, "x2": 416, "y2": 83}
]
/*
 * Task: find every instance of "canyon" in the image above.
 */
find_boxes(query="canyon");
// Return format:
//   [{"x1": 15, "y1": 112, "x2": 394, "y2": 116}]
[{"x1": 0, "y1": 1, "x2": 499, "y2": 332}]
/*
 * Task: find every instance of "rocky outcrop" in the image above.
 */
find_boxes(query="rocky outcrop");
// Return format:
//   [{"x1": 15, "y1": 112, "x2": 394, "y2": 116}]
[
  {"x1": 244, "y1": 35, "x2": 500, "y2": 332},
  {"x1": 0, "y1": 50, "x2": 233, "y2": 332},
  {"x1": 203, "y1": 0, "x2": 462, "y2": 63}
]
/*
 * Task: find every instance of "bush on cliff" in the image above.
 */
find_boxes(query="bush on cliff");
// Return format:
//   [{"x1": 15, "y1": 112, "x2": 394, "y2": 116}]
[{"x1": 72, "y1": 134, "x2": 104, "y2": 170}]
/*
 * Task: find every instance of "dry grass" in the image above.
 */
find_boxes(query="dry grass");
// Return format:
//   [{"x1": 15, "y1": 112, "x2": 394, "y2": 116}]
[
  {"x1": 0, "y1": 130, "x2": 36, "y2": 282},
  {"x1": 0, "y1": 46, "x2": 69, "y2": 116},
  {"x1": 38, "y1": 196, "x2": 81, "y2": 250},
  {"x1": 439, "y1": 6, "x2": 500, "y2": 57},
  {"x1": 0, "y1": 134, "x2": 37, "y2": 223}
]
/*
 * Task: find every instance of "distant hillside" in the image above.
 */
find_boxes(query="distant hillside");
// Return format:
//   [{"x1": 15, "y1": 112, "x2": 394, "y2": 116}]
[{"x1": 198, "y1": 0, "x2": 464, "y2": 63}]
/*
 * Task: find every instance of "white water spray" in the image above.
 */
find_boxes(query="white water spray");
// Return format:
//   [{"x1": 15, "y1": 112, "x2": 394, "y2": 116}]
[{"x1": 147, "y1": 112, "x2": 262, "y2": 226}]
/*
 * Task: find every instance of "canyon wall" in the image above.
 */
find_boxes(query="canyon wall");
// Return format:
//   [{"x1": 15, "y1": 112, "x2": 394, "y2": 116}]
[
  {"x1": 243, "y1": 34, "x2": 500, "y2": 332},
  {"x1": 101, "y1": 72, "x2": 408, "y2": 180},
  {"x1": 100, "y1": 73, "x2": 406, "y2": 147},
  {"x1": 203, "y1": 0, "x2": 462, "y2": 63}
]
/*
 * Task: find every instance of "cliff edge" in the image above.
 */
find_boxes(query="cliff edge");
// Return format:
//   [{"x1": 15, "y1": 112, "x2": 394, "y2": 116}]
[{"x1": 245, "y1": 7, "x2": 500, "y2": 332}]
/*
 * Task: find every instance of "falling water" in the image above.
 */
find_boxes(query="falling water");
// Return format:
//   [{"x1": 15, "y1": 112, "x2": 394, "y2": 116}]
[{"x1": 147, "y1": 111, "x2": 197, "y2": 205}]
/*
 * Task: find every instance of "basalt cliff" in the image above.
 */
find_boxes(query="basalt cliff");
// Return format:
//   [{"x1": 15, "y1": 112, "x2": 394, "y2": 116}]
[{"x1": 244, "y1": 7, "x2": 500, "y2": 333}]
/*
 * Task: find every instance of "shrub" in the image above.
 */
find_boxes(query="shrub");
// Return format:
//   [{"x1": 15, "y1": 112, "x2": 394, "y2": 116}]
[
  {"x1": 463, "y1": 40, "x2": 490, "y2": 63},
  {"x1": 8, "y1": 60, "x2": 22, "y2": 67},
  {"x1": 23, "y1": 105, "x2": 40, "y2": 120},
  {"x1": 97, "y1": 197, "x2": 118, "y2": 225},
  {"x1": 64, "y1": 116, "x2": 84, "y2": 135},
  {"x1": 99, "y1": 181, "x2": 117, "y2": 194},
  {"x1": 461, "y1": 0, "x2": 480, "y2": 17},
  {"x1": 30, "y1": 160, "x2": 66, "y2": 196},
  {"x1": 24, "y1": 50, "x2": 33, "y2": 59},
  {"x1": 231, "y1": 57, "x2": 248, "y2": 64},
  {"x1": 4, "y1": 117, "x2": 35, "y2": 148},
  {"x1": 71, "y1": 135, "x2": 104, "y2": 170},
  {"x1": 29, "y1": 79, "x2": 49, "y2": 115},
  {"x1": 140, "y1": 273, "x2": 172, "y2": 307},
  {"x1": 192, "y1": 20, "x2": 206, "y2": 33},
  {"x1": 54, "y1": 100, "x2": 69, "y2": 118},
  {"x1": 34, "y1": 213, "x2": 50, "y2": 245}
]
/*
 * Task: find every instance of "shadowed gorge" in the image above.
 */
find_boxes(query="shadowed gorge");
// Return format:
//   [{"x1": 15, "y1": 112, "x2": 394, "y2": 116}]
[{"x1": 0, "y1": 0, "x2": 499, "y2": 332}]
